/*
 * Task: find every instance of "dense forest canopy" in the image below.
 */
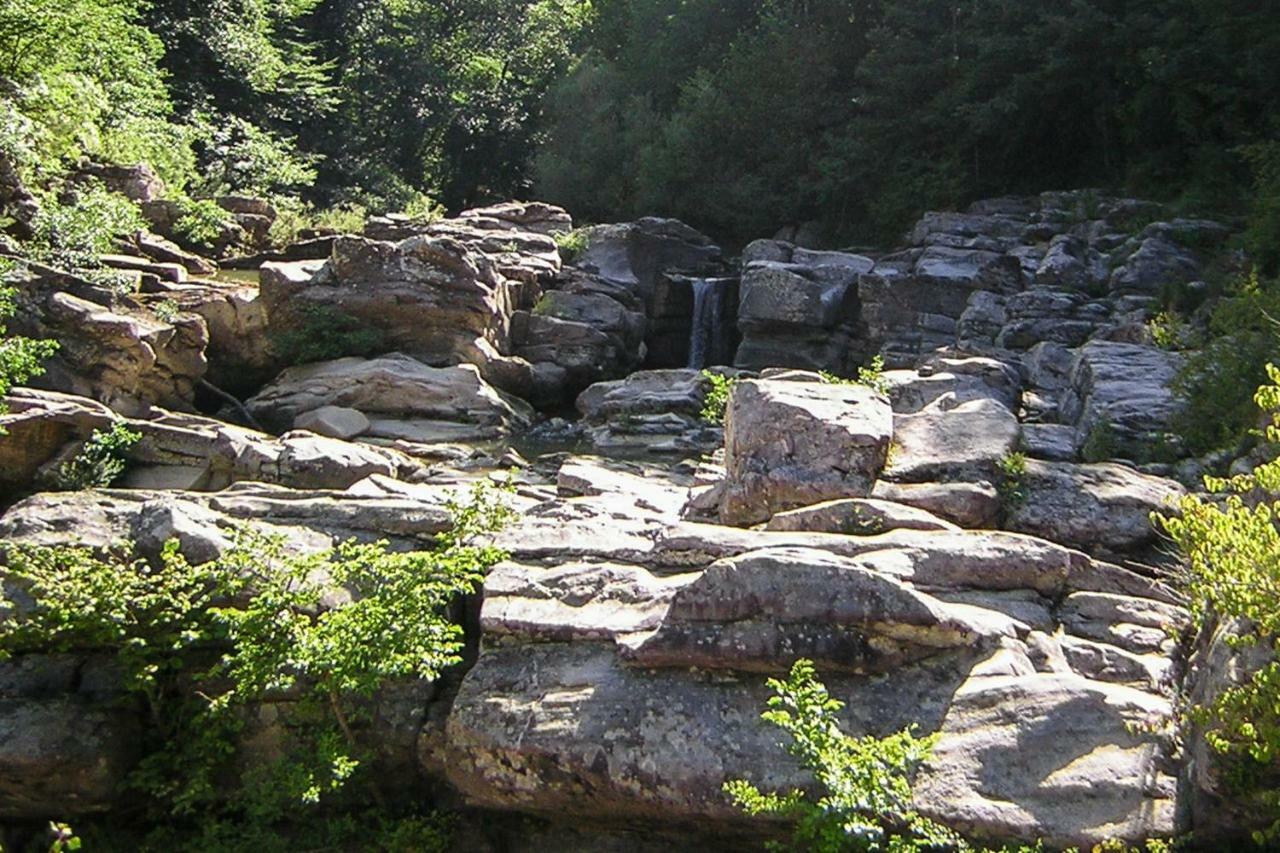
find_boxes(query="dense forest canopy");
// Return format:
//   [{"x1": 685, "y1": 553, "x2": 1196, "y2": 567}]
[{"x1": 1, "y1": 0, "x2": 1278, "y2": 253}]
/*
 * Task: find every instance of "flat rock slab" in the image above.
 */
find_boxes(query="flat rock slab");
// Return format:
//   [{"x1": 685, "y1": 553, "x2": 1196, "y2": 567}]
[{"x1": 886, "y1": 398, "x2": 1021, "y2": 484}]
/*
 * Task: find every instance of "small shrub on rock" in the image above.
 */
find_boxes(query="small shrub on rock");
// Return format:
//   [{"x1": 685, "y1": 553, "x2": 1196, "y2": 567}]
[
  {"x1": 273, "y1": 304, "x2": 387, "y2": 365},
  {"x1": 1158, "y1": 364, "x2": 1280, "y2": 843},
  {"x1": 0, "y1": 277, "x2": 59, "y2": 431},
  {"x1": 724, "y1": 659, "x2": 958, "y2": 852},
  {"x1": 699, "y1": 370, "x2": 738, "y2": 424},
  {"x1": 53, "y1": 421, "x2": 141, "y2": 490}
]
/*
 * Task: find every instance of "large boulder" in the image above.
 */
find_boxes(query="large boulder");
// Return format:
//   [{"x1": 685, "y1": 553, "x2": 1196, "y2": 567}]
[
  {"x1": 719, "y1": 377, "x2": 893, "y2": 525},
  {"x1": 1059, "y1": 341, "x2": 1185, "y2": 457},
  {"x1": 246, "y1": 354, "x2": 532, "y2": 446},
  {"x1": 734, "y1": 259, "x2": 864, "y2": 372},
  {"x1": 1005, "y1": 460, "x2": 1186, "y2": 553},
  {"x1": 258, "y1": 235, "x2": 528, "y2": 391}
]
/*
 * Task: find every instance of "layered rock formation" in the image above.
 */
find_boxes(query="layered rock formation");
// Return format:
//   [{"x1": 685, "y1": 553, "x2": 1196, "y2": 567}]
[{"x1": 0, "y1": 191, "x2": 1259, "y2": 848}]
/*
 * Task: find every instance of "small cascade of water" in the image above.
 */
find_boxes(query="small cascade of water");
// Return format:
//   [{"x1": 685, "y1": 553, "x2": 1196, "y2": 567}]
[{"x1": 687, "y1": 277, "x2": 728, "y2": 369}]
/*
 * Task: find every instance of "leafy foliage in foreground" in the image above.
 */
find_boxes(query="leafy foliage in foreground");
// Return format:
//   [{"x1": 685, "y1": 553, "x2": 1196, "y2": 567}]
[
  {"x1": 0, "y1": 478, "x2": 513, "y2": 842},
  {"x1": 724, "y1": 659, "x2": 958, "y2": 852},
  {"x1": 1159, "y1": 364, "x2": 1280, "y2": 843}
]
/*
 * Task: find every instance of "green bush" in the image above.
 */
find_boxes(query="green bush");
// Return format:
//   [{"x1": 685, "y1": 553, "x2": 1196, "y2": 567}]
[
  {"x1": 173, "y1": 198, "x2": 234, "y2": 248},
  {"x1": 54, "y1": 422, "x2": 142, "y2": 490},
  {"x1": 30, "y1": 186, "x2": 145, "y2": 271},
  {"x1": 1157, "y1": 363, "x2": 1280, "y2": 844},
  {"x1": 0, "y1": 479, "x2": 512, "y2": 841},
  {"x1": 273, "y1": 304, "x2": 387, "y2": 366},
  {"x1": 0, "y1": 276, "x2": 59, "y2": 431},
  {"x1": 553, "y1": 228, "x2": 590, "y2": 263},
  {"x1": 1172, "y1": 272, "x2": 1280, "y2": 455},
  {"x1": 724, "y1": 659, "x2": 959, "y2": 852},
  {"x1": 1081, "y1": 420, "x2": 1120, "y2": 464},
  {"x1": 699, "y1": 370, "x2": 738, "y2": 424}
]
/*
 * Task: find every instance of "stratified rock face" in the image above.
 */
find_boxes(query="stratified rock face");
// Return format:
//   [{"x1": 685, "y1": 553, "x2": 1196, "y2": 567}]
[
  {"x1": 246, "y1": 354, "x2": 532, "y2": 446},
  {"x1": 259, "y1": 234, "x2": 527, "y2": 388},
  {"x1": 0, "y1": 388, "x2": 421, "y2": 496},
  {"x1": 435, "y1": 476, "x2": 1186, "y2": 849},
  {"x1": 719, "y1": 377, "x2": 893, "y2": 526},
  {"x1": 9, "y1": 268, "x2": 209, "y2": 414},
  {"x1": 575, "y1": 369, "x2": 723, "y2": 453}
]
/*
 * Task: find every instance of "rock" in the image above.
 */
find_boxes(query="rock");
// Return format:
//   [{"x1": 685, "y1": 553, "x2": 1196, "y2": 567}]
[
  {"x1": 135, "y1": 231, "x2": 217, "y2": 276},
  {"x1": 1059, "y1": 341, "x2": 1185, "y2": 457},
  {"x1": 913, "y1": 246, "x2": 1024, "y2": 291},
  {"x1": 886, "y1": 399, "x2": 1021, "y2": 484},
  {"x1": 9, "y1": 272, "x2": 209, "y2": 414},
  {"x1": 510, "y1": 282, "x2": 647, "y2": 399},
  {"x1": 858, "y1": 273, "x2": 977, "y2": 368},
  {"x1": 996, "y1": 289, "x2": 1107, "y2": 350},
  {"x1": 259, "y1": 235, "x2": 528, "y2": 392},
  {"x1": 1109, "y1": 235, "x2": 1200, "y2": 295},
  {"x1": 0, "y1": 388, "x2": 420, "y2": 495},
  {"x1": 438, "y1": 514, "x2": 1179, "y2": 846},
  {"x1": 624, "y1": 547, "x2": 1018, "y2": 673},
  {"x1": 0, "y1": 656, "x2": 140, "y2": 818},
  {"x1": 734, "y1": 260, "x2": 861, "y2": 372},
  {"x1": 458, "y1": 201, "x2": 573, "y2": 237},
  {"x1": 74, "y1": 162, "x2": 164, "y2": 202},
  {"x1": 719, "y1": 379, "x2": 893, "y2": 526},
  {"x1": 765, "y1": 498, "x2": 959, "y2": 534},
  {"x1": 1005, "y1": 460, "x2": 1186, "y2": 552},
  {"x1": 248, "y1": 355, "x2": 532, "y2": 447},
  {"x1": 172, "y1": 280, "x2": 274, "y2": 394},
  {"x1": 293, "y1": 406, "x2": 370, "y2": 440},
  {"x1": 913, "y1": 672, "x2": 1176, "y2": 848},
  {"x1": 870, "y1": 481, "x2": 1002, "y2": 529},
  {"x1": 99, "y1": 253, "x2": 187, "y2": 283},
  {"x1": 575, "y1": 218, "x2": 722, "y2": 312},
  {"x1": 1033, "y1": 234, "x2": 1107, "y2": 291},
  {"x1": 1020, "y1": 424, "x2": 1079, "y2": 461},
  {"x1": 883, "y1": 355, "x2": 1021, "y2": 415},
  {"x1": 575, "y1": 369, "x2": 722, "y2": 453},
  {"x1": 482, "y1": 561, "x2": 697, "y2": 642}
]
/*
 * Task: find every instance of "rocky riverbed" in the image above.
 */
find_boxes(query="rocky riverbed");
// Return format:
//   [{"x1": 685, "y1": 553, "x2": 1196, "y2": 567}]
[{"x1": 0, "y1": 192, "x2": 1260, "y2": 848}]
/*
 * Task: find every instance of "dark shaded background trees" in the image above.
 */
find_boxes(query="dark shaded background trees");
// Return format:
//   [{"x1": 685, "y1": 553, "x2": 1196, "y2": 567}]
[
  {"x1": 535, "y1": 0, "x2": 1280, "y2": 249},
  {"x1": 2, "y1": 0, "x2": 1279, "y2": 254}
]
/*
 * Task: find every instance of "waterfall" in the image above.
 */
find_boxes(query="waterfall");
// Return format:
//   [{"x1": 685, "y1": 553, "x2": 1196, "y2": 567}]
[{"x1": 687, "y1": 278, "x2": 729, "y2": 369}]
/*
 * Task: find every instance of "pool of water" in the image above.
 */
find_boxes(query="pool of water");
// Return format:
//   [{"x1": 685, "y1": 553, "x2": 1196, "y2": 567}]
[{"x1": 211, "y1": 268, "x2": 261, "y2": 286}]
